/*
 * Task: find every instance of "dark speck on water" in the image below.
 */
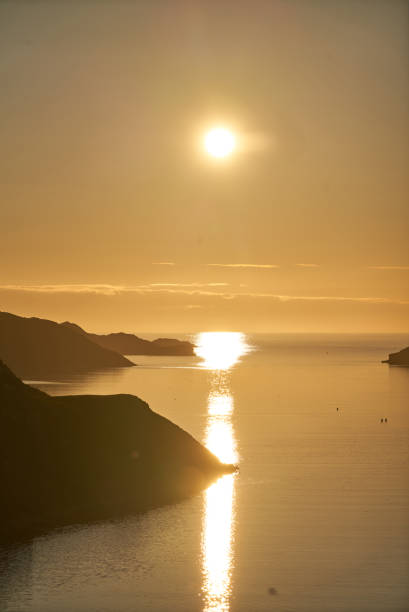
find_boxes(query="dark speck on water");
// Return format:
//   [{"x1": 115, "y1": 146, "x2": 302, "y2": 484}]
[{"x1": 268, "y1": 587, "x2": 278, "y2": 596}]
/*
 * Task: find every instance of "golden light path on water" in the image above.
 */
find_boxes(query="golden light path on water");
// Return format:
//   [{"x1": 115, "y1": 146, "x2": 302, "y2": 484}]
[{"x1": 195, "y1": 332, "x2": 251, "y2": 612}]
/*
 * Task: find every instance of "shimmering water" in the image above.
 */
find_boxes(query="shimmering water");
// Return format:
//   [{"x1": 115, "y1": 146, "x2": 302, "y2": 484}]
[{"x1": 1, "y1": 333, "x2": 409, "y2": 612}]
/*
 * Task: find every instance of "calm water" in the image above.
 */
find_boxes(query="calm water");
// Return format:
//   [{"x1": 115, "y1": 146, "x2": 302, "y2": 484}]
[{"x1": 1, "y1": 333, "x2": 409, "y2": 612}]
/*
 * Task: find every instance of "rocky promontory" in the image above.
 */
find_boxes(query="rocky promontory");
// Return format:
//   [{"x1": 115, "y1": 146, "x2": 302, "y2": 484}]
[{"x1": 383, "y1": 346, "x2": 409, "y2": 366}]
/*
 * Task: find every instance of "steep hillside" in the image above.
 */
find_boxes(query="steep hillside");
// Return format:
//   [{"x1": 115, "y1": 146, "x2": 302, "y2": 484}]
[
  {"x1": 0, "y1": 361, "x2": 234, "y2": 541},
  {"x1": 0, "y1": 312, "x2": 135, "y2": 379}
]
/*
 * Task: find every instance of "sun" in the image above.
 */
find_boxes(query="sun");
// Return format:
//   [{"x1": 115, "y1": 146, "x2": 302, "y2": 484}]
[{"x1": 204, "y1": 127, "x2": 236, "y2": 158}]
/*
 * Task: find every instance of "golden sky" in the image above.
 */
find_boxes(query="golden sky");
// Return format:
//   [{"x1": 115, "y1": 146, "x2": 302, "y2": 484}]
[{"x1": 1, "y1": 0, "x2": 408, "y2": 333}]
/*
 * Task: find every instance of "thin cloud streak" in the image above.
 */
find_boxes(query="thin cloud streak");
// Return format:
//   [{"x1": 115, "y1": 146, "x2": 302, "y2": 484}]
[
  {"x1": 368, "y1": 266, "x2": 409, "y2": 270},
  {"x1": 1, "y1": 284, "x2": 408, "y2": 305},
  {"x1": 150, "y1": 283, "x2": 229, "y2": 287},
  {"x1": 0, "y1": 284, "x2": 128, "y2": 295},
  {"x1": 152, "y1": 262, "x2": 175, "y2": 266},
  {"x1": 296, "y1": 263, "x2": 320, "y2": 268},
  {"x1": 207, "y1": 263, "x2": 279, "y2": 269}
]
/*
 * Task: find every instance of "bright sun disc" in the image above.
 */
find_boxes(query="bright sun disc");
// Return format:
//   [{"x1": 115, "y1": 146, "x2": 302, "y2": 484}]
[{"x1": 204, "y1": 128, "x2": 236, "y2": 158}]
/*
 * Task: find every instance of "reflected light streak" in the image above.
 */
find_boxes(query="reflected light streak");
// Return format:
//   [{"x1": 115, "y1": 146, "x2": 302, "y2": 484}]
[
  {"x1": 208, "y1": 393, "x2": 233, "y2": 417},
  {"x1": 206, "y1": 418, "x2": 237, "y2": 466},
  {"x1": 200, "y1": 332, "x2": 248, "y2": 611},
  {"x1": 202, "y1": 474, "x2": 235, "y2": 612}
]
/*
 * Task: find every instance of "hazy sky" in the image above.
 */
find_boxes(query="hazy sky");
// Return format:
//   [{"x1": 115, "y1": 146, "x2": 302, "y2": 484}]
[{"x1": 1, "y1": 0, "x2": 408, "y2": 333}]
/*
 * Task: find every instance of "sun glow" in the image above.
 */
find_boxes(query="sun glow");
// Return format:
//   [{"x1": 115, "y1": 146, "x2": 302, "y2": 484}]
[
  {"x1": 204, "y1": 128, "x2": 236, "y2": 158},
  {"x1": 195, "y1": 332, "x2": 250, "y2": 370}
]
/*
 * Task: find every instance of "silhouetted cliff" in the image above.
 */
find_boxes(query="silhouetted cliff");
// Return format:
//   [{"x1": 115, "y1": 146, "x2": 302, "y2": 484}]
[
  {"x1": 0, "y1": 361, "x2": 234, "y2": 541},
  {"x1": 383, "y1": 346, "x2": 409, "y2": 366},
  {"x1": 61, "y1": 322, "x2": 195, "y2": 356},
  {"x1": 0, "y1": 312, "x2": 135, "y2": 380},
  {"x1": 88, "y1": 332, "x2": 195, "y2": 356}
]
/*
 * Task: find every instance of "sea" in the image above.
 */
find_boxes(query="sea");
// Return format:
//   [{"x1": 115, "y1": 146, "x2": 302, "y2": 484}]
[{"x1": 1, "y1": 333, "x2": 408, "y2": 612}]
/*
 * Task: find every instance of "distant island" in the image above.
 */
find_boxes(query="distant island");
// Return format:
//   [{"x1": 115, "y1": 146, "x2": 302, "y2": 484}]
[
  {"x1": 0, "y1": 360, "x2": 235, "y2": 542},
  {"x1": 382, "y1": 346, "x2": 409, "y2": 366},
  {"x1": 0, "y1": 311, "x2": 135, "y2": 380},
  {"x1": 61, "y1": 321, "x2": 195, "y2": 356}
]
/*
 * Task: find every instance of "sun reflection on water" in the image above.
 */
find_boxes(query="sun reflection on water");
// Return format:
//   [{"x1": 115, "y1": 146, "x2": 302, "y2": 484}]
[
  {"x1": 197, "y1": 332, "x2": 250, "y2": 612},
  {"x1": 195, "y1": 332, "x2": 251, "y2": 371},
  {"x1": 202, "y1": 474, "x2": 235, "y2": 612}
]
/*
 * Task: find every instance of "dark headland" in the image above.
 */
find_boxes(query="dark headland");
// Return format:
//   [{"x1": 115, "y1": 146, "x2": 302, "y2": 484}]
[
  {"x1": 0, "y1": 311, "x2": 196, "y2": 381},
  {"x1": 0, "y1": 311, "x2": 135, "y2": 380},
  {"x1": 382, "y1": 346, "x2": 409, "y2": 366},
  {"x1": 0, "y1": 360, "x2": 235, "y2": 542},
  {"x1": 61, "y1": 321, "x2": 195, "y2": 356}
]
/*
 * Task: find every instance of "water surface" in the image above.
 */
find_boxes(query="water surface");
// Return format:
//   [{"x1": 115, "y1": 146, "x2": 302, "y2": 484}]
[{"x1": 1, "y1": 333, "x2": 408, "y2": 612}]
